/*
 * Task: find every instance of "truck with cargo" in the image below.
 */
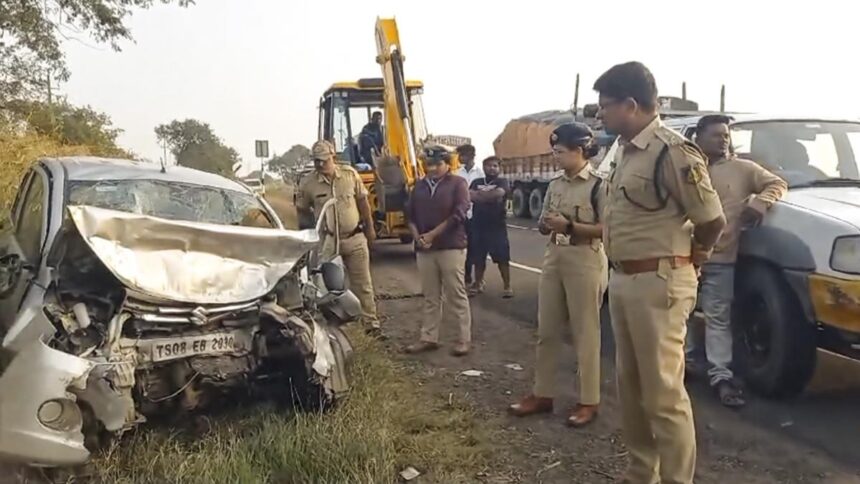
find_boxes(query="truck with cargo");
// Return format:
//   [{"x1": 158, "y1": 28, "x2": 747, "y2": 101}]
[{"x1": 495, "y1": 96, "x2": 720, "y2": 219}]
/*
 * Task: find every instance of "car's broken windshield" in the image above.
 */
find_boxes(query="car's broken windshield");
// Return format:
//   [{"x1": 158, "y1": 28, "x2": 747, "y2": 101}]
[
  {"x1": 730, "y1": 121, "x2": 860, "y2": 187},
  {"x1": 67, "y1": 179, "x2": 275, "y2": 227}
]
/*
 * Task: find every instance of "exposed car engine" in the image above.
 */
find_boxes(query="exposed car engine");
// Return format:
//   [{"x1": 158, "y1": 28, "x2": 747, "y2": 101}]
[{"x1": 0, "y1": 201, "x2": 359, "y2": 466}]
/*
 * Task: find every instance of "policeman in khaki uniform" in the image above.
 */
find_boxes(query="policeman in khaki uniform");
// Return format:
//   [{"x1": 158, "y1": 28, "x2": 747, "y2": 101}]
[
  {"x1": 594, "y1": 62, "x2": 726, "y2": 484},
  {"x1": 296, "y1": 140, "x2": 382, "y2": 336},
  {"x1": 509, "y1": 123, "x2": 607, "y2": 428}
]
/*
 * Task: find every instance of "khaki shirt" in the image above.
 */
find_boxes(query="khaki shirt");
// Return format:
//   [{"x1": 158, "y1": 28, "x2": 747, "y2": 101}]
[
  {"x1": 540, "y1": 165, "x2": 606, "y2": 256},
  {"x1": 708, "y1": 157, "x2": 788, "y2": 263},
  {"x1": 296, "y1": 164, "x2": 367, "y2": 235},
  {"x1": 604, "y1": 117, "x2": 724, "y2": 262}
]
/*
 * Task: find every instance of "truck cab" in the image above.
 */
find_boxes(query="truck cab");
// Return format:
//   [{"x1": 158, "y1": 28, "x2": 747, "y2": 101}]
[{"x1": 598, "y1": 115, "x2": 860, "y2": 397}]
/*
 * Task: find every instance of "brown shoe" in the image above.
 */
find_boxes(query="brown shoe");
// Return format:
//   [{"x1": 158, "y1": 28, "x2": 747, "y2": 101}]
[
  {"x1": 451, "y1": 342, "x2": 471, "y2": 357},
  {"x1": 404, "y1": 341, "x2": 440, "y2": 354},
  {"x1": 566, "y1": 404, "x2": 598, "y2": 428},
  {"x1": 508, "y1": 395, "x2": 553, "y2": 417}
]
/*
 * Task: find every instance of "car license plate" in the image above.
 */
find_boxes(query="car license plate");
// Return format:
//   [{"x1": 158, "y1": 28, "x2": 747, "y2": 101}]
[{"x1": 139, "y1": 332, "x2": 249, "y2": 363}]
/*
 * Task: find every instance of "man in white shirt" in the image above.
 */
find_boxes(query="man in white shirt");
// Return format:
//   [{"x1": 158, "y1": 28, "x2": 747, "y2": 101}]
[{"x1": 454, "y1": 144, "x2": 484, "y2": 287}]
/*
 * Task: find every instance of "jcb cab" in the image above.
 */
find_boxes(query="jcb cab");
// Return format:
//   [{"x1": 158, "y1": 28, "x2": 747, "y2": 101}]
[
  {"x1": 317, "y1": 18, "x2": 469, "y2": 243},
  {"x1": 318, "y1": 79, "x2": 430, "y2": 243}
]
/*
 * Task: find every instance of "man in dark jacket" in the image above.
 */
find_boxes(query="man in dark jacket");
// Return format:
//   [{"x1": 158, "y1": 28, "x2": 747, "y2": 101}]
[
  {"x1": 404, "y1": 146, "x2": 473, "y2": 356},
  {"x1": 359, "y1": 111, "x2": 384, "y2": 166}
]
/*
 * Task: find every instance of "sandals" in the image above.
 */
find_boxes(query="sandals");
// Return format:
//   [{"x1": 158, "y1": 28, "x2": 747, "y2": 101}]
[{"x1": 715, "y1": 380, "x2": 746, "y2": 408}]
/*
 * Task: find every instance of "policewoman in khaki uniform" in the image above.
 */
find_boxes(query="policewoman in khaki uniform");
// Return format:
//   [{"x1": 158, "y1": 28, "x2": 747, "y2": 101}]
[
  {"x1": 595, "y1": 62, "x2": 726, "y2": 484},
  {"x1": 509, "y1": 123, "x2": 607, "y2": 428},
  {"x1": 296, "y1": 140, "x2": 382, "y2": 336}
]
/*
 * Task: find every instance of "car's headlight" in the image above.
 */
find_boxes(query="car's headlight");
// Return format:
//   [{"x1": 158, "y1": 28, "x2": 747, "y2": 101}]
[{"x1": 830, "y1": 236, "x2": 860, "y2": 274}]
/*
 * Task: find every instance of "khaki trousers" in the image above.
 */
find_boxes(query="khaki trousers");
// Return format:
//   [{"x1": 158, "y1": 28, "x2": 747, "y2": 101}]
[
  {"x1": 609, "y1": 259, "x2": 698, "y2": 484},
  {"x1": 323, "y1": 233, "x2": 379, "y2": 327},
  {"x1": 534, "y1": 244, "x2": 607, "y2": 405},
  {"x1": 415, "y1": 249, "x2": 472, "y2": 344}
]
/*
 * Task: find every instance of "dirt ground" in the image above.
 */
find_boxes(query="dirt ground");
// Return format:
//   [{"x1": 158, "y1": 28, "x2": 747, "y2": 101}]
[{"x1": 373, "y1": 261, "x2": 860, "y2": 484}]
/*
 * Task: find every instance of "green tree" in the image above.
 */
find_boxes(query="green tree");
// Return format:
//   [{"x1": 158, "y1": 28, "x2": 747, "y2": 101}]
[
  {"x1": 268, "y1": 144, "x2": 311, "y2": 176},
  {"x1": 0, "y1": 0, "x2": 192, "y2": 103},
  {"x1": 155, "y1": 119, "x2": 239, "y2": 177},
  {"x1": 5, "y1": 99, "x2": 125, "y2": 154}
]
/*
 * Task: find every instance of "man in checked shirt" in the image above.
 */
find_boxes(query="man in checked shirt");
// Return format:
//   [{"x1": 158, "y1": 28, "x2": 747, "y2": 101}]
[{"x1": 686, "y1": 114, "x2": 788, "y2": 408}]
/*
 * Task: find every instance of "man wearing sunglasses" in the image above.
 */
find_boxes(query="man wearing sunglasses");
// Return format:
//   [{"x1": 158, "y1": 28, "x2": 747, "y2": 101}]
[{"x1": 595, "y1": 62, "x2": 726, "y2": 484}]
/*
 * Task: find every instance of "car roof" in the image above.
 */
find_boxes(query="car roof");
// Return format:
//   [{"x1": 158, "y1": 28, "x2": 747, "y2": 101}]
[
  {"x1": 41, "y1": 156, "x2": 250, "y2": 193},
  {"x1": 664, "y1": 114, "x2": 860, "y2": 129}
]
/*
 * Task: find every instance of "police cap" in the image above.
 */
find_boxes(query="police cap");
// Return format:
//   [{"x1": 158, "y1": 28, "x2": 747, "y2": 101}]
[
  {"x1": 311, "y1": 140, "x2": 336, "y2": 161},
  {"x1": 423, "y1": 145, "x2": 452, "y2": 164},
  {"x1": 550, "y1": 122, "x2": 595, "y2": 150}
]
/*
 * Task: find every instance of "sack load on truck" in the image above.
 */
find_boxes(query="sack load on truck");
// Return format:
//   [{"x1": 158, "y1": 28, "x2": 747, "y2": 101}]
[{"x1": 493, "y1": 108, "x2": 609, "y2": 219}]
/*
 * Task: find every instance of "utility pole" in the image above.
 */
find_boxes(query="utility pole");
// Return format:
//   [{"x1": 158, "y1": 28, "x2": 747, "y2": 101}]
[
  {"x1": 159, "y1": 139, "x2": 169, "y2": 172},
  {"x1": 720, "y1": 84, "x2": 726, "y2": 112},
  {"x1": 682, "y1": 81, "x2": 687, "y2": 101},
  {"x1": 572, "y1": 73, "x2": 580, "y2": 113}
]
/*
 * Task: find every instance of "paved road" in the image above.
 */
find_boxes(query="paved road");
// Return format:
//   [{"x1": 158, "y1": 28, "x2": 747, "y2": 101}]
[{"x1": 372, "y1": 216, "x2": 860, "y2": 473}]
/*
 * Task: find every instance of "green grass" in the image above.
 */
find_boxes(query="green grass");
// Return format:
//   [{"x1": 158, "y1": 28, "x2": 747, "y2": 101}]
[{"x1": 91, "y1": 332, "x2": 490, "y2": 484}]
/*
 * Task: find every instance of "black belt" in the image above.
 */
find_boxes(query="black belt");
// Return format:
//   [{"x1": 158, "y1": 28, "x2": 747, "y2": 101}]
[{"x1": 327, "y1": 226, "x2": 362, "y2": 238}]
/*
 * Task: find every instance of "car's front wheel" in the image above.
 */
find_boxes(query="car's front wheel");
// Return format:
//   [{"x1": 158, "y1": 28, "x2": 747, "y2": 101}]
[{"x1": 733, "y1": 262, "x2": 817, "y2": 398}]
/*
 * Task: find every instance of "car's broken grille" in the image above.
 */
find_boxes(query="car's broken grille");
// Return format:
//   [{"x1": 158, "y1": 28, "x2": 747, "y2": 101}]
[{"x1": 124, "y1": 299, "x2": 261, "y2": 328}]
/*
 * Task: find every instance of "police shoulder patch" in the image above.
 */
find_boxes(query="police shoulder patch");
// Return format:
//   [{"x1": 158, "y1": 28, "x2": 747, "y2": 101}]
[{"x1": 682, "y1": 162, "x2": 707, "y2": 185}]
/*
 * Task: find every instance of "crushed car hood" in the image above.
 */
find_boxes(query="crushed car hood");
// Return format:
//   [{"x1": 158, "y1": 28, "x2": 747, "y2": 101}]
[{"x1": 58, "y1": 205, "x2": 320, "y2": 305}]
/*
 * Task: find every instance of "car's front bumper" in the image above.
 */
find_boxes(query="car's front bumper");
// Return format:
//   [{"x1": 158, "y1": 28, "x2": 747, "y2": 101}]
[
  {"x1": 808, "y1": 273, "x2": 860, "y2": 358},
  {"x1": 809, "y1": 274, "x2": 860, "y2": 334},
  {"x1": 0, "y1": 339, "x2": 94, "y2": 466}
]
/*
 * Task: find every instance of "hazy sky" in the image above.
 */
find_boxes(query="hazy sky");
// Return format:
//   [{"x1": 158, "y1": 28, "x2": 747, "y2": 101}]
[{"x1": 59, "y1": 0, "x2": 855, "y2": 174}]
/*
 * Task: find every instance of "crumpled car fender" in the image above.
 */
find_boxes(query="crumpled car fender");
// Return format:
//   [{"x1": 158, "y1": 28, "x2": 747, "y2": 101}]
[{"x1": 0, "y1": 339, "x2": 95, "y2": 466}]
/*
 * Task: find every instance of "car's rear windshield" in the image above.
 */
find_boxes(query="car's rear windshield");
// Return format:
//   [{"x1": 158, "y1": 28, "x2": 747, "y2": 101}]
[{"x1": 67, "y1": 179, "x2": 276, "y2": 228}]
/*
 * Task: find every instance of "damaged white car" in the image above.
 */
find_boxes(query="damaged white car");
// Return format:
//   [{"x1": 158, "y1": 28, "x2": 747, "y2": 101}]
[{"x1": 0, "y1": 157, "x2": 359, "y2": 466}]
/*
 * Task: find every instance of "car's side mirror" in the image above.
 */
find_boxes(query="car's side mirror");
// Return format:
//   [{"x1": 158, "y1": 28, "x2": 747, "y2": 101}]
[{"x1": 320, "y1": 261, "x2": 346, "y2": 292}]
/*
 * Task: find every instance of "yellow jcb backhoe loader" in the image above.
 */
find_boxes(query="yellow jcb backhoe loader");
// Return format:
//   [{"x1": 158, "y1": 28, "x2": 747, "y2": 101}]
[{"x1": 317, "y1": 17, "x2": 469, "y2": 243}]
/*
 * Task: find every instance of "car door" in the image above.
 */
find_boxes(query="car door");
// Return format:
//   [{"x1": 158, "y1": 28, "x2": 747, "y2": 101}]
[{"x1": 0, "y1": 168, "x2": 50, "y2": 331}]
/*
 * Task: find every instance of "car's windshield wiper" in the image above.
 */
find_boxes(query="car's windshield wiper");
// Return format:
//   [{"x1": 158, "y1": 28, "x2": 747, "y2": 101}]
[{"x1": 791, "y1": 177, "x2": 860, "y2": 188}]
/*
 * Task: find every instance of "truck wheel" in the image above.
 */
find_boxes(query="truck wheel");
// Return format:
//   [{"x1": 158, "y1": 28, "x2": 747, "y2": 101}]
[
  {"x1": 528, "y1": 188, "x2": 544, "y2": 218},
  {"x1": 733, "y1": 262, "x2": 817, "y2": 398},
  {"x1": 512, "y1": 187, "x2": 530, "y2": 218}
]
